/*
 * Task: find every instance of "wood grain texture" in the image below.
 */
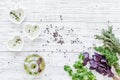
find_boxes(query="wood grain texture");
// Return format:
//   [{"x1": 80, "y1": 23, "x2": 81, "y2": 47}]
[{"x1": 0, "y1": 0, "x2": 120, "y2": 80}]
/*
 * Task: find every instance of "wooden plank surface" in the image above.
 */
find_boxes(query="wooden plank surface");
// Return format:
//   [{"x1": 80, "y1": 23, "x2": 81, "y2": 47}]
[{"x1": 0, "y1": 0, "x2": 120, "y2": 80}]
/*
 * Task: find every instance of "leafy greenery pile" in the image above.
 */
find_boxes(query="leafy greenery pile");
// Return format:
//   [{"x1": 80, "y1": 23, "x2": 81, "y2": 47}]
[{"x1": 64, "y1": 54, "x2": 96, "y2": 80}]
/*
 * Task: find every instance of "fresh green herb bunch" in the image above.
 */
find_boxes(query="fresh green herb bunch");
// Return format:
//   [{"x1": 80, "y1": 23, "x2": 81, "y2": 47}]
[
  {"x1": 64, "y1": 54, "x2": 96, "y2": 80},
  {"x1": 95, "y1": 26, "x2": 120, "y2": 75},
  {"x1": 95, "y1": 26, "x2": 120, "y2": 54}
]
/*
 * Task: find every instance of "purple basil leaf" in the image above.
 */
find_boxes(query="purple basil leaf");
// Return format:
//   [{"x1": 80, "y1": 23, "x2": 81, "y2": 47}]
[
  {"x1": 94, "y1": 52, "x2": 102, "y2": 57},
  {"x1": 92, "y1": 55, "x2": 101, "y2": 62},
  {"x1": 108, "y1": 71, "x2": 114, "y2": 77},
  {"x1": 105, "y1": 66, "x2": 111, "y2": 74},
  {"x1": 93, "y1": 52, "x2": 103, "y2": 61},
  {"x1": 96, "y1": 67, "x2": 104, "y2": 74},
  {"x1": 83, "y1": 59, "x2": 88, "y2": 66},
  {"x1": 101, "y1": 58, "x2": 107, "y2": 63},
  {"x1": 103, "y1": 71, "x2": 108, "y2": 76},
  {"x1": 83, "y1": 52, "x2": 89, "y2": 60},
  {"x1": 99, "y1": 64, "x2": 106, "y2": 69},
  {"x1": 89, "y1": 66, "x2": 96, "y2": 70},
  {"x1": 89, "y1": 59, "x2": 98, "y2": 68}
]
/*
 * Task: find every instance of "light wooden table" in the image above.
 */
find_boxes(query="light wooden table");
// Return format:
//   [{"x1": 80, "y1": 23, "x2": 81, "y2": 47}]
[{"x1": 0, "y1": 0, "x2": 120, "y2": 80}]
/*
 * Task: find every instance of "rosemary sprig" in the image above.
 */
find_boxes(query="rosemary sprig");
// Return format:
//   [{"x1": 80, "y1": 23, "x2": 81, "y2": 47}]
[
  {"x1": 10, "y1": 12, "x2": 20, "y2": 22},
  {"x1": 95, "y1": 26, "x2": 120, "y2": 54}
]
